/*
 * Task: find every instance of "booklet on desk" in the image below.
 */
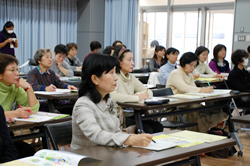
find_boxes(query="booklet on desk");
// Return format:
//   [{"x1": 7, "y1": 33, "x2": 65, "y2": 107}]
[
  {"x1": 1, "y1": 149, "x2": 100, "y2": 166},
  {"x1": 14, "y1": 112, "x2": 69, "y2": 122},
  {"x1": 34, "y1": 89, "x2": 71, "y2": 95}
]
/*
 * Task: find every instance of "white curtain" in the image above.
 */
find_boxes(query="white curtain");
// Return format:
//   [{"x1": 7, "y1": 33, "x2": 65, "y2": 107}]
[
  {"x1": 104, "y1": 0, "x2": 138, "y2": 61},
  {"x1": 0, "y1": 0, "x2": 77, "y2": 72}
]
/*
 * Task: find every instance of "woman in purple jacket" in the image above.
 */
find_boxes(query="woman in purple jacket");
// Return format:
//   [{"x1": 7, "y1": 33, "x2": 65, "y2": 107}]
[{"x1": 208, "y1": 44, "x2": 230, "y2": 76}]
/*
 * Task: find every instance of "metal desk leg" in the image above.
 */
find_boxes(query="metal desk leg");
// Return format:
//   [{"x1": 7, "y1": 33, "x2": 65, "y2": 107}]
[
  {"x1": 39, "y1": 127, "x2": 49, "y2": 149},
  {"x1": 134, "y1": 111, "x2": 144, "y2": 133},
  {"x1": 48, "y1": 100, "x2": 55, "y2": 113},
  {"x1": 227, "y1": 101, "x2": 243, "y2": 157}
]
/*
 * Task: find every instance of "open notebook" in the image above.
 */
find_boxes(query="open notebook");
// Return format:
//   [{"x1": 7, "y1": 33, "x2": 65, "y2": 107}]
[
  {"x1": 1, "y1": 149, "x2": 100, "y2": 166},
  {"x1": 34, "y1": 89, "x2": 71, "y2": 95}
]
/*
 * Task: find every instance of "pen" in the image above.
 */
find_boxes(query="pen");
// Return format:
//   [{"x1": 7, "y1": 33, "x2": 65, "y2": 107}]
[
  {"x1": 207, "y1": 81, "x2": 211, "y2": 86},
  {"x1": 18, "y1": 105, "x2": 32, "y2": 112},
  {"x1": 152, "y1": 139, "x2": 156, "y2": 144},
  {"x1": 146, "y1": 88, "x2": 148, "y2": 93},
  {"x1": 138, "y1": 129, "x2": 156, "y2": 143}
]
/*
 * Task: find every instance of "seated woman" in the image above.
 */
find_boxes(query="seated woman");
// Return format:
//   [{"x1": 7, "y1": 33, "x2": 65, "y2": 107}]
[
  {"x1": 209, "y1": 44, "x2": 230, "y2": 77},
  {"x1": 159, "y1": 47, "x2": 179, "y2": 85},
  {"x1": 64, "y1": 43, "x2": 82, "y2": 70},
  {"x1": 166, "y1": 52, "x2": 228, "y2": 132},
  {"x1": 0, "y1": 53, "x2": 39, "y2": 158},
  {"x1": 27, "y1": 48, "x2": 77, "y2": 92},
  {"x1": 0, "y1": 105, "x2": 18, "y2": 163},
  {"x1": 148, "y1": 46, "x2": 166, "y2": 72},
  {"x1": 228, "y1": 49, "x2": 250, "y2": 113},
  {"x1": 70, "y1": 54, "x2": 152, "y2": 149},
  {"x1": 110, "y1": 48, "x2": 163, "y2": 134},
  {"x1": 0, "y1": 53, "x2": 39, "y2": 118},
  {"x1": 193, "y1": 46, "x2": 224, "y2": 78}
]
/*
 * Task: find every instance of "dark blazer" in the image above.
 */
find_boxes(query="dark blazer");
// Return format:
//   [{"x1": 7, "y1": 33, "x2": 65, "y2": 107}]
[
  {"x1": 228, "y1": 66, "x2": 250, "y2": 92},
  {"x1": 0, "y1": 105, "x2": 18, "y2": 163}
]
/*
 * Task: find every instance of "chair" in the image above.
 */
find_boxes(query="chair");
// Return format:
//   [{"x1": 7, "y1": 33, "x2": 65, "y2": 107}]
[
  {"x1": 29, "y1": 59, "x2": 37, "y2": 66},
  {"x1": 45, "y1": 120, "x2": 72, "y2": 150},
  {"x1": 156, "y1": 84, "x2": 166, "y2": 89},
  {"x1": 151, "y1": 88, "x2": 198, "y2": 129}
]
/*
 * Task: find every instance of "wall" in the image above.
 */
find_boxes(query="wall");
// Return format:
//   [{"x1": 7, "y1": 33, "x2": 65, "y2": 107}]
[
  {"x1": 233, "y1": 0, "x2": 250, "y2": 51},
  {"x1": 77, "y1": 0, "x2": 105, "y2": 62}
]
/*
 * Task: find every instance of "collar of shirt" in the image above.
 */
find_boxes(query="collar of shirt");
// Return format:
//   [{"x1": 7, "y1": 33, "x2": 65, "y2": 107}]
[{"x1": 36, "y1": 66, "x2": 51, "y2": 75}]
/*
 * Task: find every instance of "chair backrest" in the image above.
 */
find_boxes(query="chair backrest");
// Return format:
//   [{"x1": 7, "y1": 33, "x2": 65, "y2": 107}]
[
  {"x1": 45, "y1": 120, "x2": 72, "y2": 150},
  {"x1": 152, "y1": 87, "x2": 174, "y2": 96},
  {"x1": 29, "y1": 59, "x2": 37, "y2": 66},
  {"x1": 156, "y1": 84, "x2": 166, "y2": 89},
  {"x1": 132, "y1": 68, "x2": 149, "y2": 73}
]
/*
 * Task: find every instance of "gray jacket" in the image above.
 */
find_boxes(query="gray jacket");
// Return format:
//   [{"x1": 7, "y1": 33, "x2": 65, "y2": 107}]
[
  {"x1": 70, "y1": 96, "x2": 130, "y2": 150},
  {"x1": 50, "y1": 59, "x2": 74, "y2": 77},
  {"x1": 64, "y1": 56, "x2": 82, "y2": 70}
]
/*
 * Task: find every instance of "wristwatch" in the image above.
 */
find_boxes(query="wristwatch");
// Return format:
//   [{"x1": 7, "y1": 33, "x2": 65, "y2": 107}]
[{"x1": 25, "y1": 85, "x2": 31, "y2": 91}]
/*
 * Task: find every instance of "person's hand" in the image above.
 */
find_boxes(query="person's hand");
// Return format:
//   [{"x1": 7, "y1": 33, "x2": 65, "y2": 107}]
[
  {"x1": 55, "y1": 73, "x2": 60, "y2": 78},
  {"x1": 15, "y1": 107, "x2": 34, "y2": 118},
  {"x1": 6, "y1": 38, "x2": 13, "y2": 43},
  {"x1": 124, "y1": 134, "x2": 153, "y2": 147},
  {"x1": 136, "y1": 92, "x2": 149, "y2": 101},
  {"x1": 15, "y1": 78, "x2": 30, "y2": 89},
  {"x1": 200, "y1": 86, "x2": 213, "y2": 93},
  {"x1": 67, "y1": 85, "x2": 77, "y2": 90},
  {"x1": 56, "y1": 60, "x2": 63, "y2": 68},
  {"x1": 193, "y1": 73, "x2": 200, "y2": 79},
  {"x1": 76, "y1": 66, "x2": 82, "y2": 70},
  {"x1": 15, "y1": 39, "x2": 18, "y2": 43},
  {"x1": 45, "y1": 84, "x2": 57, "y2": 91}
]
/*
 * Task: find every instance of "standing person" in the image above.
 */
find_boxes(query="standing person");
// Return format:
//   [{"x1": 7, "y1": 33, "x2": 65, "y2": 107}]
[
  {"x1": 0, "y1": 21, "x2": 18, "y2": 56},
  {"x1": 50, "y1": 44, "x2": 74, "y2": 77},
  {"x1": 84, "y1": 41, "x2": 102, "y2": 60},
  {"x1": 65, "y1": 43, "x2": 82, "y2": 70},
  {"x1": 158, "y1": 47, "x2": 179, "y2": 85},
  {"x1": 208, "y1": 44, "x2": 230, "y2": 76},
  {"x1": 148, "y1": 46, "x2": 166, "y2": 72},
  {"x1": 193, "y1": 46, "x2": 224, "y2": 78},
  {"x1": 71, "y1": 54, "x2": 152, "y2": 149},
  {"x1": 0, "y1": 105, "x2": 18, "y2": 163},
  {"x1": 111, "y1": 47, "x2": 163, "y2": 134}
]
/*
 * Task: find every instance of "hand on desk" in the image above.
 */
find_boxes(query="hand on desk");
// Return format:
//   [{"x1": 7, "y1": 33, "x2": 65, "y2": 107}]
[
  {"x1": 124, "y1": 134, "x2": 153, "y2": 147},
  {"x1": 45, "y1": 84, "x2": 57, "y2": 91},
  {"x1": 136, "y1": 92, "x2": 149, "y2": 101},
  {"x1": 15, "y1": 107, "x2": 34, "y2": 118},
  {"x1": 200, "y1": 86, "x2": 213, "y2": 93},
  {"x1": 213, "y1": 73, "x2": 224, "y2": 79},
  {"x1": 193, "y1": 73, "x2": 200, "y2": 79},
  {"x1": 67, "y1": 85, "x2": 77, "y2": 90}
]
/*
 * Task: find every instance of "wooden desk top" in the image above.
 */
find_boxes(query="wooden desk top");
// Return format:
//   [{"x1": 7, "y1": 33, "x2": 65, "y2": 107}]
[
  {"x1": 8, "y1": 116, "x2": 72, "y2": 130},
  {"x1": 231, "y1": 115, "x2": 250, "y2": 124},
  {"x1": 195, "y1": 79, "x2": 224, "y2": 87},
  {"x1": 70, "y1": 130, "x2": 235, "y2": 166},
  {"x1": 117, "y1": 92, "x2": 250, "y2": 110},
  {"x1": 35, "y1": 92, "x2": 78, "y2": 100}
]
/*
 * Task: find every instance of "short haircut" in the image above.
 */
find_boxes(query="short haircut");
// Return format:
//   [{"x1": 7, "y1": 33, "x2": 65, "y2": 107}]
[
  {"x1": 112, "y1": 40, "x2": 123, "y2": 47},
  {"x1": 90, "y1": 41, "x2": 102, "y2": 51},
  {"x1": 213, "y1": 44, "x2": 227, "y2": 62},
  {"x1": 54, "y1": 44, "x2": 68, "y2": 55},
  {"x1": 150, "y1": 40, "x2": 159, "y2": 47},
  {"x1": 165, "y1": 47, "x2": 179, "y2": 56},
  {"x1": 179, "y1": 52, "x2": 199, "y2": 67},
  {"x1": 79, "y1": 54, "x2": 119, "y2": 103},
  {"x1": 66, "y1": 43, "x2": 78, "y2": 52},
  {"x1": 153, "y1": 46, "x2": 166, "y2": 59},
  {"x1": 195, "y1": 46, "x2": 210, "y2": 57},
  {"x1": 103, "y1": 46, "x2": 114, "y2": 55},
  {"x1": 231, "y1": 49, "x2": 249, "y2": 66},
  {"x1": 34, "y1": 48, "x2": 51, "y2": 65},
  {"x1": 112, "y1": 47, "x2": 131, "y2": 73},
  {"x1": 247, "y1": 46, "x2": 250, "y2": 53},
  {"x1": 0, "y1": 53, "x2": 18, "y2": 74}
]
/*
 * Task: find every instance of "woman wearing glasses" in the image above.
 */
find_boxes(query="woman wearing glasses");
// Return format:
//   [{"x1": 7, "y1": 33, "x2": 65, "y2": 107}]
[{"x1": 0, "y1": 53, "x2": 39, "y2": 118}]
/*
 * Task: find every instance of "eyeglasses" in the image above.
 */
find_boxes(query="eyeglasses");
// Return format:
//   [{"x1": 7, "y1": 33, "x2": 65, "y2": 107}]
[
  {"x1": 188, "y1": 63, "x2": 197, "y2": 68},
  {"x1": 6, "y1": 68, "x2": 21, "y2": 74}
]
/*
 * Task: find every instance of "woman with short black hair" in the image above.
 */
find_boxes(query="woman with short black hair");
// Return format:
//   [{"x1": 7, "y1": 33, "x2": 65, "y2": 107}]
[
  {"x1": 71, "y1": 54, "x2": 152, "y2": 149},
  {"x1": 193, "y1": 46, "x2": 224, "y2": 78},
  {"x1": 0, "y1": 21, "x2": 18, "y2": 56}
]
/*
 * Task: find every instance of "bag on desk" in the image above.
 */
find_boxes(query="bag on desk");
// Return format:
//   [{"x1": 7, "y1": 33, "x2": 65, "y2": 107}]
[{"x1": 206, "y1": 127, "x2": 237, "y2": 158}]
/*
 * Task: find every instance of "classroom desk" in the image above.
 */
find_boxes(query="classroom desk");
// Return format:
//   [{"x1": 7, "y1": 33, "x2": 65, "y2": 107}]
[
  {"x1": 35, "y1": 92, "x2": 78, "y2": 113},
  {"x1": 60, "y1": 77, "x2": 81, "y2": 87},
  {"x1": 231, "y1": 114, "x2": 250, "y2": 125},
  {"x1": 131, "y1": 73, "x2": 150, "y2": 84},
  {"x1": 70, "y1": 130, "x2": 236, "y2": 166},
  {"x1": 73, "y1": 69, "x2": 81, "y2": 76},
  {"x1": 8, "y1": 116, "x2": 72, "y2": 149},
  {"x1": 117, "y1": 92, "x2": 250, "y2": 157},
  {"x1": 195, "y1": 79, "x2": 225, "y2": 87}
]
